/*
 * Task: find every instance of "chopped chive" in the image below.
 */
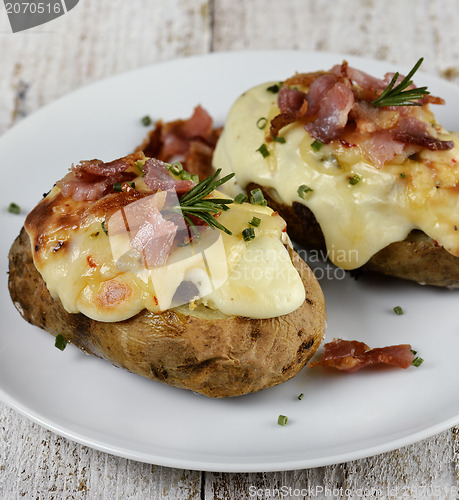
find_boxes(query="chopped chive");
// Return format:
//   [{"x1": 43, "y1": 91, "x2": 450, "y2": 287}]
[
  {"x1": 412, "y1": 356, "x2": 424, "y2": 367},
  {"x1": 349, "y1": 174, "x2": 362, "y2": 185},
  {"x1": 221, "y1": 204, "x2": 230, "y2": 211},
  {"x1": 55, "y1": 334, "x2": 67, "y2": 351},
  {"x1": 267, "y1": 82, "x2": 283, "y2": 93},
  {"x1": 141, "y1": 115, "x2": 152, "y2": 126},
  {"x1": 180, "y1": 170, "x2": 192, "y2": 180},
  {"x1": 234, "y1": 193, "x2": 248, "y2": 204},
  {"x1": 311, "y1": 139, "x2": 323, "y2": 151},
  {"x1": 256, "y1": 117, "x2": 268, "y2": 129},
  {"x1": 400, "y1": 172, "x2": 406, "y2": 179},
  {"x1": 393, "y1": 306, "x2": 404, "y2": 315},
  {"x1": 298, "y1": 185, "x2": 313, "y2": 199},
  {"x1": 256, "y1": 143, "x2": 270, "y2": 158},
  {"x1": 135, "y1": 160, "x2": 146, "y2": 173},
  {"x1": 168, "y1": 161, "x2": 183, "y2": 176},
  {"x1": 250, "y1": 188, "x2": 267, "y2": 206},
  {"x1": 298, "y1": 393, "x2": 304, "y2": 400},
  {"x1": 114, "y1": 182, "x2": 135, "y2": 192},
  {"x1": 8, "y1": 202, "x2": 20, "y2": 214},
  {"x1": 411, "y1": 349, "x2": 417, "y2": 355},
  {"x1": 277, "y1": 415, "x2": 288, "y2": 426},
  {"x1": 273, "y1": 136, "x2": 286, "y2": 144},
  {"x1": 249, "y1": 216, "x2": 261, "y2": 227},
  {"x1": 101, "y1": 220, "x2": 108, "y2": 235},
  {"x1": 242, "y1": 227, "x2": 256, "y2": 241},
  {"x1": 191, "y1": 174, "x2": 199, "y2": 183}
]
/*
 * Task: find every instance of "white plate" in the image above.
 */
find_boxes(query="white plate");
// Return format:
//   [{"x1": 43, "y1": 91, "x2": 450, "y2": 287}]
[{"x1": 1, "y1": 51, "x2": 459, "y2": 472}]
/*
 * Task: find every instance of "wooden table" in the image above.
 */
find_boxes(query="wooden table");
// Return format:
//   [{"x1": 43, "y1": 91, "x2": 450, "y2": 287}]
[{"x1": 1, "y1": 1, "x2": 459, "y2": 498}]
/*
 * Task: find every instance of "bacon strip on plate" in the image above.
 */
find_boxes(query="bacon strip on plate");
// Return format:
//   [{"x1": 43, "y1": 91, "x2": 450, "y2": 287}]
[{"x1": 309, "y1": 338, "x2": 415, "y2": 373}]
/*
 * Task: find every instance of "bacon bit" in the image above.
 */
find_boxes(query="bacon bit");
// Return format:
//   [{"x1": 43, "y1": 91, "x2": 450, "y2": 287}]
[
  {"x1": 269, "y1": 62, "x2": 453, "y2": 166},
  {"x1": 86, "y1": 255, "x2": 97, "y2": 268},
  {"x1": 136, "y1": 105, "x2": 220, "y2": 181},
  {"x1": 309, "y1": 338, "x2": 415, "y2": 373},
  {"x1": 271, "y1": 211, "x2": 279, "y2": 216},
  {"x1": 143, "y1": 158, "x2": 195, "y2": 193}
]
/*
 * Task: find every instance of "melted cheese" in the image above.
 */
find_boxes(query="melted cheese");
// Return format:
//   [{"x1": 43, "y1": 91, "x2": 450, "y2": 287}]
[
  {"x1": 25, "y1": 184, "x2": 305, "y2": 321},
  {"x1": 213, "y1": 82, "x2": 459, "y2": 268}
]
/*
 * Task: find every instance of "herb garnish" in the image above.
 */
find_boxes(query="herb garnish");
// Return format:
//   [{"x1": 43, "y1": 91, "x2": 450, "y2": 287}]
[
  {"x1": 311, "y1": 139, "x2": 323, "y2": 151},
  {"x1": 234, "y1": 193, "x2": 248, "y2": 204},
  {"x1": 257, "y1": 117, "x2": 268, "y2": 129},
  {"x1": 298, "y1": 185, "x2": 313, "y2": 198},
  {"x1": 267, "y1": 82, "x2": 283, "y2": 93},
  {"x1": 277, "y1": 415, "x2": 288, "y2": 426},
  {"x1": 249, "y1": 216, "x2": 261, "y2": 227},
  {"x1": 8, "y1": 202, "x2": 20, "y2": 214},
  {"x1": 250, "y1": 188, "x2": 267, "y2": 206},
  {"x1": 242, "y1": 227, "x2": 256, "y2": 241},
  {"x1": 141, "y1": 115, "x2": 152, "y2": 126},
  {"x1": 393, "y1": 306, "x2": 404, "y2": 315},
  {"x1": 55, "y1": 334, "x2": 67, "y2": 351},
  {"x1": 372, "y1": 58, "x2": 429, "y2": 107},
  {"x1": 412, "y1": 356, "x2": 424, "y2": 367},
  {"x1": 256, "y1": 143, "x2": 270, "y2": 158},
  {"x1": 349, "y1": 174, "x2": 362, "y2": 185},
  {"x1": 174, "y1": 168, "x2": 235, "y2": 236}
]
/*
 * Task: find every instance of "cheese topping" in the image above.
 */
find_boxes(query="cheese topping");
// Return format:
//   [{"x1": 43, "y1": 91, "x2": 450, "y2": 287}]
[
  {"x1": 213, "y1": 82, "x2": 459, "y2": 268},
  {"x1": 25, "y1": 181, "x2": 305, "y2": 322}
]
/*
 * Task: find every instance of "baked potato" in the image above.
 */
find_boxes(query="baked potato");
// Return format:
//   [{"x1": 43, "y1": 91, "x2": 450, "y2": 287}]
[
  {"x1": 8, "y1": 153, "x2": 326, "y2": 398},
  {"x1": 213, "y1": 60, "x2": 459, "y2": 287}
]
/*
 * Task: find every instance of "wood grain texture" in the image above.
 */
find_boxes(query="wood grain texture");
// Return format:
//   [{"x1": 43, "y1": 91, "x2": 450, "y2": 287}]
[{"x1": 1, "y1": 0, "x2": 459, "y2": 498}]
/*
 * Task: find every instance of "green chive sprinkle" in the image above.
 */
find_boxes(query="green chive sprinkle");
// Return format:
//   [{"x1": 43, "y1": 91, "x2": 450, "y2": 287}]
[
  {"x1": 250, "y1": 188, "x2": 267, "y2": 206},
  {"x1": 256, "y1": 143, "x2": 270, "y2": 158},
  {"x1": 411, "y1": 349, "x2": 417, "y2": 355},
  {"x1": 249, "y1": 216, "x2": 261, "y2": 227},
  {"x1": 135, "y1": 160, "x2": 146, "y2": 173},
  {"x1": 180, "y1": 170, "x2": 192, "y2": 180},
  {"x1": 55, "y1": 335, "x2": 67, "y2": 351},
  {"x1": 114, "y1": 182, "x2": 135, "y2": 192},
  {"x1": 412, "y1": 356, "x2": 424, "y2": 367},
  {"x1": 393, "y1": 306, "x2": 404, "y2": 315},
  {"x1": 298, "y1": 185, "x2": 313, "y2": 199},
  {"x1": 256, "y1": 117, "x2": 268, "y2": 129},
  {"x1": 191, "y1": 174, "x2": 199, "y2": 183},
  {"x1": 101, "y1": 220, "x2": 108, "y2": 235},
  {"x1": 242, "y1": 227, "x2": 256, "y2": 241},
  {"x1": 278, "y1": 415, "x2": 288, "y2": 426},
  {"x1": 141, "y1": 115, "x2": 152, "y2": 126},
  {"x1": 311, "y1": 139, "x2": 323, "y2": 151},
  {"x1": 267, "y1": 83, "x2": 283, "y2": 93},
  {"x1": 234, "y1": 193, "x2": 248, "y2": 204},
  {"x1": 168, "y1": 161, "x2": 183, "y2": 176},
  {"x1": 400, "y1": 172, "x2": 406, "y2": 179},
  {"x1": 8, "y1": 202, "x2": 20, "y2": 214},
  {"x1": 298, "y1": 393, "x2": 304, "y2": 401},
  {"x1": 273, "y1": 136, "x2": 286, "y2": 144},
  {"x1": 349, "y1": 174, "x2": 362, "y2": 185}
]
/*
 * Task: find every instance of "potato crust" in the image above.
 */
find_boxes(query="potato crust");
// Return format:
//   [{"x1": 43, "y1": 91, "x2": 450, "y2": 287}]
[
  {"x1": 248, "y1": 183, "x2": 459, "y2": 288},
  {"x1": 8, "y1": 227, "x2": 326, "y2": 398}
]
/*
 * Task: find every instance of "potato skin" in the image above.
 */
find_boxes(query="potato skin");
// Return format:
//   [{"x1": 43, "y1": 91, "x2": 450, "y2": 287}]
[
  {"x1": 248, "y1": 183, "x2": 459, "y2": 288},
  {"x1": 8, "y1": 227, "x2": 326, "y2": 398}
]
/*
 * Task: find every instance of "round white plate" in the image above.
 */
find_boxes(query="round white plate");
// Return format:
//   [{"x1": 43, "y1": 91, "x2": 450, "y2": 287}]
[{"x1": 1, "y1": 51, "x2": 459, "y2": 472}]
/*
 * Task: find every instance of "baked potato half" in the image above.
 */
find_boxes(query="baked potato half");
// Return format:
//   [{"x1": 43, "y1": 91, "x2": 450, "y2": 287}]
[
  {"x1": 8, "y1": 153, "x2": 326, "y2": 398},
  {"x1": 249, "y1": 183, "x2": 459, "y2": 288},
  {"x1": 9, "y1": 227, "x2": 325, "y2": 398},
  {"x1": 213, "y1": 61, "x2": 459, "y2": 288}
]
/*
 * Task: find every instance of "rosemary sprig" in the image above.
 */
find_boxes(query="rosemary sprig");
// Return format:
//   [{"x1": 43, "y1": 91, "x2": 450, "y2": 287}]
[
  {"x1": 173, "y1": 168, "x2": 235, "y2": 235},
  {"x1": 372, "y1": 58, "x2": 430, "y2": 107}
]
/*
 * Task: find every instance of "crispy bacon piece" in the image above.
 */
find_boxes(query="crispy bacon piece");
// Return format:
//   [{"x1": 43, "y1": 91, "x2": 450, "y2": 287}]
[
  {"x1": 309, "y1": 338, "x2": 415, "y2": 373},
  {"x1": 270, "y1": 62, "x2": 453, "y2": 165},
  {"x1": 57, "y1": 153, "x2": 143, "y2": 201},
  {"x1": 142, "y1": 158, "x2": 195, "y2": 193},
  {"x1": 137, "y1": 105, "x2": 220, "y2": 180}
]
